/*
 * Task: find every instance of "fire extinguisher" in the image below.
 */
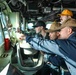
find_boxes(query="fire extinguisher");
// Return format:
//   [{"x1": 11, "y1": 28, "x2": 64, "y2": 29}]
[{"x1": 4, "y1": 38, "x2": 10, "y2": 51}]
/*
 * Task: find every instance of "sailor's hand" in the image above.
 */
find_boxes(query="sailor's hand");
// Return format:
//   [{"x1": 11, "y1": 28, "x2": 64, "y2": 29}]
[{"x1": 19, "y1": 34, "x2": 26, "y2": 40}]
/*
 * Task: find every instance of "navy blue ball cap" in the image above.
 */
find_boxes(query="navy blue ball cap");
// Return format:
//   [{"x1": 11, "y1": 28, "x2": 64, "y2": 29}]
[{"x1": 33, "y1": 20, "x2": 46, "y2": 28}]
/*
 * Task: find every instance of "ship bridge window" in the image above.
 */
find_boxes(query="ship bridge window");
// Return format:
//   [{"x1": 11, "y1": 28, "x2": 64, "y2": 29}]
[
  {"x1": 46, "y1": 21, "x2": 53, "y2": 29},
  {"x1": 0, "y1": 21, "x2": 4, "y2": 46},
  {"x1": 0, "y1": 12, "x2": 10, "y2": 39},
  {"x1": 27, "y1": 22, "x2": 34, "y2": 30},
  {"x1": 25, "y1": 21, "x2": 35, "y2": 36},
  {"x1": 0, "y1": 12, "x2": 7, "y2": 28}
]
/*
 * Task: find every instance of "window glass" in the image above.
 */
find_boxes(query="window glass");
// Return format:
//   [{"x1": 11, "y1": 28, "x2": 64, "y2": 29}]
[
  {"x1": 27, "y1": 22, "x2": 34, "y2": 29},
  {"x1": 0, "y1": 12, "x2": 7, "y2": 28},
  {"x1": 0, "y1": 21, "x2": 4, "y2": 46},
  {"x1": 0, "y1": 12, "x2": 9, "y2": 38}
]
